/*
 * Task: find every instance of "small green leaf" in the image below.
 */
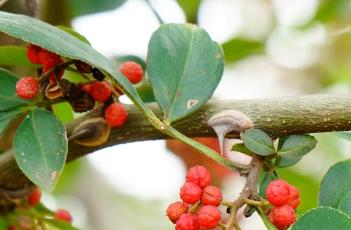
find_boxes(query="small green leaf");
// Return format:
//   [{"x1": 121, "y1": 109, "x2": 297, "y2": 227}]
[
  {"x1": 291, "y1": 207, "x2": 351, "y2": 230},
  {"x1": 0, "y1": 45, "x2": 38, "y2": 67},
  {"x1": 335, "y1": 131, "x2": 351, "y2": 141},
  {"x1": 68, "y1": 0, "x2": 126, "y2": 17},
  {"x1": 0, "y1": 67, "x2": 32, "y2": 111},
  {"x1": 52, "y1": 102, "x2": 74, "y2": 124},
  {"x1": 0, "y1": 106, "x2": 28, "y2": 135},
  {"x1": 177, "y1": 0, "x2": 201, "y2": 23},
  {"x1": 57, "y1": 26, "x2": 91, "y2": 45},
  {"x1": 147, "y1": 23, "x2": 224, "y2": 122},
  {"x1": 222, "y1": 38, "x2": 264, "y2": 63},
  {"x1": 259, "y1": 171, "x2": 278, "y2": 198},
  {"x1": 319, "y1": 159, "x2": 351, "y2": 216},
  {"x1": 231, "y1": 143, "x2": 252, "y2": 155},
  {"x1": 13, "y1": 108, "x2": 68, "y2": 191},
  {"x1": 276, "y1": 134, "x2": 317, "y2": 167},
  {"x1": 240, "y1": 129, "x2": 275, "y2": 156}
]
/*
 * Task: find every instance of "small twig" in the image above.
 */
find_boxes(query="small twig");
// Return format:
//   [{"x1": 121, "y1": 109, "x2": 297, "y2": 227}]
[
  {"x1": 39, "y1": 60, "x2": 76, "y2": 85},
  {"x1": 189, "y1": 201, "x2": 201, "y2": 213},
  {"x1": 243, "y1": 198, "x2": 269, "y2": 207},
  {"x1": 221, "y1": 200, "x2": 234, "y2": 207},
  {"x1": 144, "y1": 0, "x2": 164, "y2": 24}
]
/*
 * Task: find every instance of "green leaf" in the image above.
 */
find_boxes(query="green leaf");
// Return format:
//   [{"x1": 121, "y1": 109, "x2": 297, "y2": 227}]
[
  {"x1": 52, "y1": 102, "x2": 74, "y2": 124},
  {"x1": 318, "y1": 159, "x2": 351, "y2": 216},
  {"x1": 231, "y1": 143, "x2": 252, "y2": 155},
  {"x1": 177, "y1": 0, "x2": 201, "y2": 23},
  {"x1": 291, "y1": 207, "x2": 351, "y2": 230},
  {"x1": 312, "y1": 0, "x2": 350, "y2": 24},
  {"x1": 147, "y1": 23, "x2": 224, "y2": 123},
  {"x1": 222, "y1": 38, "x2": 264, "y2": 63},
  {"x1": 0, "y1": 11, "x2": 148, "y2": 114},
  {"x1": 0, "y1": 106, "x2": 28, "y2": 135},
  {"x1": 335, "y1": 131, "x2": 351, "y2": 141},
  {"x1": 13, "y1": 108, "x2": 68, "y2": 191},
  {"x1": 276, "y1": 134, "x2": 317, "y2": 167},
  {"x1": 0, "y1": 67, "x2": 32, "y2": 111},
  {"x1": 57, "y1": 26, "x2": 91, "y2": 45},
  {"x1": 68, "y1": 0, "x2": 126, "y2": 17},
  {"x1": 0, "y1": 45, "x2": 37, "y2": 67},
  {"x1": 259, "y1": 171, "x2": 278, "y2": 198},
  {"x1": 240, "y1": 129, "x2": 275, "y2": 156}
]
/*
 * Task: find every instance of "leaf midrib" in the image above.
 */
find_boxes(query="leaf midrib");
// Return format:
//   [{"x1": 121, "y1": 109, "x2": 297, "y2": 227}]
[{"x1": 31, "y1": 109, "x2": 49, "y2": 172}]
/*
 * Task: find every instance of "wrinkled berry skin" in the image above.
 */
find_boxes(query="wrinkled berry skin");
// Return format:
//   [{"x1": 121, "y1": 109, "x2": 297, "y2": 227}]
[
  {"x1": 104, "y1": 103, "x2": 128, "y2": 128},
  {"x1": 175, "y1": 213, "x2": 199, "y2": 230},
  {"x1": 186, "y1": 165, "x2": 211, "y2": 189},
  {"x1": 288, "y1": 185, "x2": 300, "y2": 209},
  {"x1": 197, "y1": 205, "x2": 221, "y2": 229},
  {"x1": 270, "y1": 205, "x2": 296, "y2": 230},
  {"x1": 38, "y1": 49, "x2": 61, "y2": 68},
  {"x1": 16, "y1": 77, "x2": 39, "y2": 99},
  {"x1": 54, "y1": 209, "x2": 73, "y2": 223},
  {"x1": 90, "y1": 81, "x2": 112, "y2": 102},
  {"x1": 201, "y1": 185, "x2": 222, "y2": 206},
  {"x1": 180, "y1": 182, "x2": 202, "y2": 204},
  {"x1": 119, "y1": 61, "x2": 143, "y2": 84},
  {"x1": 166, "y1": 201, "x2": 189, "y2": 223},
  {"x1": 26, "y1": 44, "x2": 41, "y2": 64},
  {"x1": 266, "y1": 179, "x2": 290, "y2": 206},
  {"x1": 27, "y1": 187, "x2": 41, "y2": 206}
]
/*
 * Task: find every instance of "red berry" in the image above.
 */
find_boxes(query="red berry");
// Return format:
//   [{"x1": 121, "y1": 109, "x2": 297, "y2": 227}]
[
  {"x1": 197, "y1": 205, "x2": 221, "y2": 229},
  {"x1": 16, "y1": 77, "x2": 39, "y2": 99},
  {"x1": 27, "y1": 187, "x2": 41, "y2": 206},
  {"x1": 80, "y1": 82, "x2": 94, "y2": 93},
  {"x1": 54, "y1": 209, "x2": 73, "y2": 223},
  {"x1": 175, "y1": 213, "x2": 199, "y2": 230},
  {"x1": 288, "y1": 185, "x2": 300, "y2": 209},
  {"x1": 90, "y1": 81, "x2": 112, "y2": 102},
  {"x1": 38, "y1": 49, "x2": 61, "y2": 68},
  {"x1": 266, "y1": 179, "x2": 290, "y2": 206},
  {"x1": 119, "y1": 61, "x2": 143, "y2": 84},
  {"x1": 180, "y1": 182, "x2": 202, "y2": 204},
  {"x1": 201, "y1": 185, "x2": 222, "y2": 206},
  {"x1": 270, "y1": 205, "x2": 296, "y2": 229},
  {"x1": 26, "y1": 44, "x2": 41, "y2": 64},
  {"x1": 166, "y1": 201, "x2": 189, "y2": 223},
  {"x1": 186, "y1": 165, "x2": 211, "y2": 189},
  {"x1": 42, "y1": 62, "x2": 64, "y2": 81},
  {"x1": 104, "y1": 103, "x2": 128, "y2": 128}
]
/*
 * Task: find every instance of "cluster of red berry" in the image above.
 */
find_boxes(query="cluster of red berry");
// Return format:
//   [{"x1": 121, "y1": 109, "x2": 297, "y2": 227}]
[
  {"x1": 166, "y1": 165, "x2": 223, "y2": 230},
  {"x1": 265, "y1": 179, "x2": 300, "y2": 230},
  {"x1": 16, "y1": 44, "x2": 144, "y2": 129},
  {"x1": 7, "y1": 187, "x2": 72, "y2": 229}
]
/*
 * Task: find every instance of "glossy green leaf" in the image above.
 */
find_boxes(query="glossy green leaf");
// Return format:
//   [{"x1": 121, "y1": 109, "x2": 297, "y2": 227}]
[
  {"x1": 68, "y1": 0, "x2": 126, "y2": 17},
  {"x1": 222, "y1": 38, "x2": 264, "y2": 63},
  {"x1": 231, "y1": 143, "x2": 252, "y2": 155},
  {"x1": 147, "y1": 23, "x2": 224, "y2": 122},
  {"x1": 0, "y1": 67, "x2": 32, "y2": 111},
  {"x1": 259, "y1": 171, "x2": 278, "y2": 198},
  {"x1": 276, "y1": 134, "x2": 317, "y2": 167},
  {"x1": 291, "y1": 207, "x2": 351, "y2": 230},
  {"x1": 13, "y1": 108, "x2": 67, "y2": 191},
  {"x1": 177, "y1": 0, "x2": 201, "y2": 23},
  {"x1": 0, "y1": 11, "x2": 147, "y2": 113},
  {"x1": 52, "y1": 102, "x2": 74, "y2": 124},
  {"x1": 240, "y1": 129, "x2": 275, "y2": 156},
  {"x1": 57, "y1": 26, "x2": 91, "y2": 45},
  {"x1": 319, "y1": 159, "x2": 351, "y2": 216},
  {"x1": 0, "y1": 106, "x2": 28, "y2": 135},
  {"x1": 0, "y1": 45, "x2": 37, "y2": 67}
]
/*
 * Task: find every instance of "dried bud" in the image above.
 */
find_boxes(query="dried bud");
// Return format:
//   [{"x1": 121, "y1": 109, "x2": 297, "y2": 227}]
[
  {"x1": 45, "y1": 80, "x2": 62, "y2": 99},
  {"x1": 69, "y1": 93, "x2": 95, "y2": 113},
  {"x1": 92, "y1": 68, "x2": 106, "y2": 81},
  {"x1": 75, "y1": 60, "x2": 92, "y2": 73}
]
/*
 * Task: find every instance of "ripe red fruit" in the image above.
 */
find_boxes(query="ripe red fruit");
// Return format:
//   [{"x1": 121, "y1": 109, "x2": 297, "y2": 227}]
[
  {"x1": 180, "y1": 182, "x2": 202, "y2": 204},
  {"x1": 38, "y1": 49, "x2": 61, "y2": 68},
  {"x1": 186, "y1": 165, "x2": 211, "y2": 189},
  {"x1": 288, "y1": 185, "x2": 300, "y2": 209},
  {"x1": 201, "y1": 185, "x2": 222, "y2": 206},
  {"x1": 80, "y1": 82, "x2": 94, "y2": 93},
  {"x1": 270, "y1": 205, "x2": 296, "y2": 229},
  {"x1": 90, "y1": 81, "x2": 112, "y2": 102},
  {"x1": 166, "y1": 201, "x2": 189, "y2": 223},
  {"x1": 197, "y1": 205, "x2": 221, "y2": 229},
  {"x1": 266, "y1": 179, "x2": 290, "y2": 206},
  {"x1": 119, "y1": 61, "x2": 143, "y2": 84},
  {"x1": 54, "y1": 209, "x2": 73, "y2": 223},
  {"x1": 175, "y1": 213, "x2": 199, "y2": 230},
  {"x1": 16, "y1": 77, "x2": 39, "y2": 99},
  {"x1": 42, "y1": 62, "x2": 64, "y2": 81},
  {"x1": 27, "y1": 187, "x2": 41, "y2": 206},
  {"x1": 104, "y1": 103, "x2": 128, "y2": 128},
  {"x1": 26, "y1": 44, "x2": 41, "y2": 64}
]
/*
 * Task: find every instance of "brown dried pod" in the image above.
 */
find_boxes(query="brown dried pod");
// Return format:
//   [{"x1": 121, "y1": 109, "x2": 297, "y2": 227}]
[
  {"x1": 75, "y1": 60, "x2": 93, "y2": 73},
  {"x1": 45, "y1": 80, "x2": 62, "y2": 99},
  {"x1": 70, "y1": 93, "x2": 95, "y2": 113},
  {"x1": 92, "y1": 68, "x2": 106, "y2": 81},
  {"x1": 71, "y1": 117, "x2": 111, "y2": 147},
  {"x1": 58, "y1": 79, "x2": 73, "y2": 97}
]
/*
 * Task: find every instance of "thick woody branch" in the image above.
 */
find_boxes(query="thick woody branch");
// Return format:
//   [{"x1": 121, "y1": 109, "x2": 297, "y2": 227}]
[{"x1": 1, "y1": 94, "x2": 351, "y2": 192}]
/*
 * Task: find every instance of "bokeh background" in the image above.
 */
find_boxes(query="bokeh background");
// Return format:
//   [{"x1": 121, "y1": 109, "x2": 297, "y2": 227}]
[{"x1": 1, "y1": 0, "x2": 351, "y2": 229}]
